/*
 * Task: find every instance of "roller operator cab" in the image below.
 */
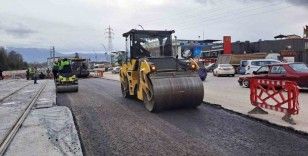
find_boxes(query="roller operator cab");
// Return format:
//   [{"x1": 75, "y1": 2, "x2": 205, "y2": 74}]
[{"x1": 120, "y1": 29, "x2": 204, "y2": 112}]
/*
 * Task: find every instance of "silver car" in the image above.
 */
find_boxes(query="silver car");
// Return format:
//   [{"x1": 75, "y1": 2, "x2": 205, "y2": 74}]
[{"x1": 213, "y1": 64, "x2": 235, "y2": 77}]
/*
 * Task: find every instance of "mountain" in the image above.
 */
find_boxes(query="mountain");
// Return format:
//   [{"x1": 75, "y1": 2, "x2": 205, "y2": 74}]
[{"x1": 6, "y1": 47, "x2": 110, "y2": 63}]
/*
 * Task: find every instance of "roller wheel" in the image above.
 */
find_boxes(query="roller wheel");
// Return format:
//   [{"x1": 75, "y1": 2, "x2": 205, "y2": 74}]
[
  {"x1": 143, "y1": 91, "x2": 158, "y2": 112},
  {"x1": 243, "y1": 79, "x2": 250, "y2": 88},
  {"x1": 192, "y1": 103, "x2": 201, "y2": 109},
  {"x1": 121, "y1": 78, "x2": 131, "y2": 98}
]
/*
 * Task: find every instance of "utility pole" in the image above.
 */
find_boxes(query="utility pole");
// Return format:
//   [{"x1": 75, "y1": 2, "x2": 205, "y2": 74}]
[
  {"x1": 50, "y1": 46, "x2": 55, "y2": 62},
  {"x1": 48, "y1": 46, "x2": 56, "y2": 68},
  {"x1": 105, "y1": 26, "x2": 114, "y2": 53},
  {"x1": 203, "y1": 31, "x2": 205, "y2": 40}
]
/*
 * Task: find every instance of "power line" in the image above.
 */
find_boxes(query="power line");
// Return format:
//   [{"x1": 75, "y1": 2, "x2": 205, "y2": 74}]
[
  {"x1": 141, "y1": 1, "x2": 265, "y2": 26},
  {"x1": 141, "y1": 0, "x2": 231, "y2": 25},
  {"x1": 174, "y1": 1, "x2": 282, "y2": 30},
  {"x1": 142, "y1": 1, "x2": 286, "y2": 35},
  {"x1": 176, "y1": 3, "x2": 291, "y2": 32}
]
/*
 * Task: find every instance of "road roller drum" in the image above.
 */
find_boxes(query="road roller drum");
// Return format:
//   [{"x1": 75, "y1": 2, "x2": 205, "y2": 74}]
[
  {"x1": 144, "y1": 74, "x2": 204, "y2": 112},
  {"x1": 56, "y1": 84, "x2": 78, "y2": 93}
]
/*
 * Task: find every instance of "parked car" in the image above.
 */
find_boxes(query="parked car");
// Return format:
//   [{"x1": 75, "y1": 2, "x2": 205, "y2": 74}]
[
  {"x1": 239, "y1": 60, "x2": 247, "y2": 75},
  {"x1": 245, "y1": 59, "x2": 281, "y2": 74},
  {"x1": 112, "y1": 67, "x2": 120, "y2": 74},
  {"x1": 213, "y1": 64, "x2": 235, "y2": 77},
  {"x1": 205, "y1": 63, "x2": 217, "y2": 72},
  {"x1": 238, "y1": 63, "x2": 308, "y2": 89}
]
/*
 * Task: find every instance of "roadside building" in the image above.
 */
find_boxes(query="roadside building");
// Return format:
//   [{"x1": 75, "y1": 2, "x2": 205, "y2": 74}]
[
  {"x1": 232, "y1": 38, "x2": 308, "y2": 64},
  {"x1": 177, "y1": 39, "x2": 221, "y2": 59}
]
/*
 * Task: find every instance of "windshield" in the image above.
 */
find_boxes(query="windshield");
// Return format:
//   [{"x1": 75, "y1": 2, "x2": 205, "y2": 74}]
[
  {"x1": 134, "y1": 34, "x2": 172, "y2": 58},
  {"x1": 257, "y1": 66, "x2": 269, "y2": 73},
  {"x1": 289, "y1": 63, "x2": 308, "y2": 72},
  {"x1": 241, "y1": 61, "x2": 248, "y2": 67},
  {"x1": 251, "y1": 60, "x2": 279, "y2": 66}
]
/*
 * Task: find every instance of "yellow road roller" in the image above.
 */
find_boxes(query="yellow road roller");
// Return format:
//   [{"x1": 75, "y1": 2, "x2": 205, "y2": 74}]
[
  {"x1": 55, "y1": 58, "x2": 78, "y2": 93},
  {"x1": 120, "y1": 29, "x2": 204, "y2": 112}
]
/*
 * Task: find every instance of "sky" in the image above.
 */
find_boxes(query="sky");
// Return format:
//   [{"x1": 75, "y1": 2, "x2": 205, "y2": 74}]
[{"x1": 0, "y1": 0, "x2": 307, "y2": 53}]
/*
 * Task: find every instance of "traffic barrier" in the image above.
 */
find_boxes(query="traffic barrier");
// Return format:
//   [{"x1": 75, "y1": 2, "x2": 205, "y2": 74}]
[
  {"x1": 97, "y1": 70, "x2": 104, "y2": 78},
  {"x1": 248, "y1": 79, "x2": 299, "y2": 125},
  {"x1": 91, "y1": 70, "x2": 104, "y2": 78}
]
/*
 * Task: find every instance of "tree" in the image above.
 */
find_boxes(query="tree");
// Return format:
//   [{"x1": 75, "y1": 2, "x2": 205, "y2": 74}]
[
  {"x1": 0, "y1": 47, "x2": 9, "y2": 70},
  {"x1": 8, "y1": 51, "x2": 24, "y2": 70},
  {"x1": 0, "y1": 47, "x2": 28, "y2": 70}
]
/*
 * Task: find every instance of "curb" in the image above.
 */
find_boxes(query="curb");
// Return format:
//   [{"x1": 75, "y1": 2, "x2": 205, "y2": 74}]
[{"x1": 203, "y1": 101, "x2": 308, "y2": 136}]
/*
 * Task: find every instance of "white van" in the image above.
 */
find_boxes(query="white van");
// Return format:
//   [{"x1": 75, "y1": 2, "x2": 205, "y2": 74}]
[{"x1": 245, "y1": 59, "x2": 281, "y2": 74}]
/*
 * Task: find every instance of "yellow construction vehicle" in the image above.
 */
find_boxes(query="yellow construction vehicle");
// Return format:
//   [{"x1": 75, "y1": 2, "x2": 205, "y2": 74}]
[
  {"x1": 120, "y1": 29, "x2": 204, "y2": 112},
  {"x1": 55, "y1": 58, "x2": 78, "y2": 93}
]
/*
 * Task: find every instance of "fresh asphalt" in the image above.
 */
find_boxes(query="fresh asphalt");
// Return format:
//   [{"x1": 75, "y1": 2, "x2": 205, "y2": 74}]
[{"x1": 57, "y1": 78, "x2": 308, "y2": 156}]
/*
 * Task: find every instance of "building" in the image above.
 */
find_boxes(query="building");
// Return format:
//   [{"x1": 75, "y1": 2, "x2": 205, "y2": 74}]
[
  {"x1": 232, "y1": 38, "x2": 308, "y2": 63},
  {"x1": 177, "y1": 39, "x2": 221, "y2": 59}
]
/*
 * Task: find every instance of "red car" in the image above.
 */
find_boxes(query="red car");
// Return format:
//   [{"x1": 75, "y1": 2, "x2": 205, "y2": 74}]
[{"x1": 238, "y1": 63, "x2": 308, "y2": 89}]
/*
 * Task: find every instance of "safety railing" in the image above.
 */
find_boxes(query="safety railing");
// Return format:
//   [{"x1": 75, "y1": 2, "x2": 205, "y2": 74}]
[{"x1": 249, "y1": 79, "x2": 300, "y2": 125}]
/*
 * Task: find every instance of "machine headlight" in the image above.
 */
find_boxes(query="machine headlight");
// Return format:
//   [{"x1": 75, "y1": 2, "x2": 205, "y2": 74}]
[
  {"x1": 190, "y1": 63, "x2": 197, "y2": 71},
  {"x1": 150, "y1": 64, "x2": 157, "y2": 72}
]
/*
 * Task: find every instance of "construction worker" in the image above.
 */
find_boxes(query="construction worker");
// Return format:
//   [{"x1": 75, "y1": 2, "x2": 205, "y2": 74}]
[
  {"x1": 28, "y1": 67, "x2": 34, "y2": 80},
  {"x1": 198, "y1": 66, "x2": 207, "y2": 81},
  {"x1": 59, "y1": 58, "x2": 71, "y2": 73},
  {"x1": 52, "y1": 62, "x2": 59, "y2": 80},
  {"x1": 0, "y1": 68, "x2": 3, "y2": 80},
  {"x1": 46, "y1": 68, "x2": 51, "y2": 79},
  {"x1": 26, "y1": 68, "x2": 30, "y2": 80},
  {"x1": 33, "y1": 67, "x2": 38, "y2": 84},
  {"x1": 59, "y1": 58, "x2": 70, "y2": 70},
  {"x1": 198, "y1": 62, "x2": 207, "y2": 81}
]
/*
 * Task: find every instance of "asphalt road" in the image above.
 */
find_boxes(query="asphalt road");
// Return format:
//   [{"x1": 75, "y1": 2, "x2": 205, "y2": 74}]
[{"x1": 57, "y1": 78, "x2": 308, "y2": 156}]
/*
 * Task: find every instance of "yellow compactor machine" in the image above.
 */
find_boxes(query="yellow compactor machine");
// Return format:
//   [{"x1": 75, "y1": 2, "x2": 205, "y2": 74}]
[{"x1": 120, "y1": 29, "x2": 204, "y2": 112}]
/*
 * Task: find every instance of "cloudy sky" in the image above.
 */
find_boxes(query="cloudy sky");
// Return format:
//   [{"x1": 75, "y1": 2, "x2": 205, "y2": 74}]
[{"x1": 0, "y1": 0, "x2": 307, "y2": 53}]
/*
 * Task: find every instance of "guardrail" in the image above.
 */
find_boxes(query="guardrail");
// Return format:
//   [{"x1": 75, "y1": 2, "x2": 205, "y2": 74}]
[{"x1": 248, "y1": 79, "x2": 300, "y2": 125}]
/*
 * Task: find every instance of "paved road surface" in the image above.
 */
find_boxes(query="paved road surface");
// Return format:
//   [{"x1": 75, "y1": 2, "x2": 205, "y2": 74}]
[{"x1": 57, "y1": 78, "x2": 308, "y2": 156}]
